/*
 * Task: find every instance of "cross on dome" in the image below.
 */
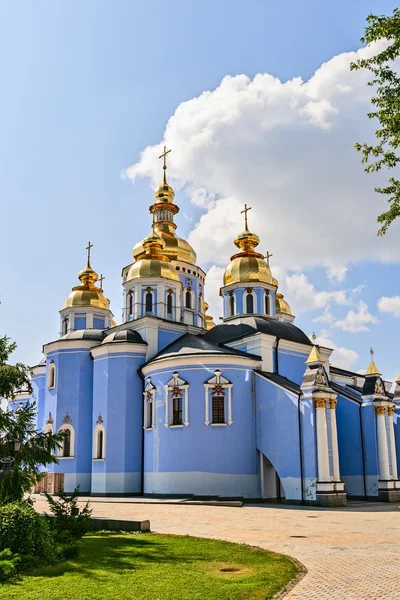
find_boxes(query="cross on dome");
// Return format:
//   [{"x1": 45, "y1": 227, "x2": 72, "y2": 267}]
[
  {"x1": 159, "y1": 145, "x2": 171, "y2": 184},
  {"x1": 99, "y1": 274, "x2": 105, "y2": 290},
  {"x1": 241, "y1": 204, "x2": 252, "y2": 231},
  {"x1": 86, "y1": 241, "x2": 93, "y2": 267},
  {"x1": 265, "y1": 251, "x2": 273, "y2": 266}
]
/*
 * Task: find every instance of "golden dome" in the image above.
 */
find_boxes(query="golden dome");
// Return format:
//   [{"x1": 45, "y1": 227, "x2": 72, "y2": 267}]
[
  {"x1": 223, "y1": 225, "x2": 273, "y2": 286},
  {"x1": 64, "y1": 258, "x2": 110, "y2": 310},
  {"x1": 272, "y1": 277, "x2": 278, "y2": 287},
  {"x1": 154, "y1": 182, "x2": 175, "y2": 204},
  {"x1": 275, "y1": 293, "x2": 292, "y2": 316},
  {"x1": 127, "y1": 229, "x2": 180, "y2": 282},
  {"x1": 204, "y1": 302, "x2": 216, "y2": 330}
]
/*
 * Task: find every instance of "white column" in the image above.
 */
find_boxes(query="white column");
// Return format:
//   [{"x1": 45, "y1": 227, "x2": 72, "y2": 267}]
[
  {"x1": 204, "y1": 387, "x2": 210, "y2": 425},
  {"x1": 164, "y1": 387, "x2": 169, "y2": 427},
  {"x1": 314, "y1": 398, "x2": 331, "y2": 482},
  {"x1": 388, "y1": 406, "x2": 398, "y2": 480},
  {"x1": 184, "y1": 388, "x2": 189, "y2": 427},
  {"x1": 329, "y1": 398, "x2": 341, "y2": 481},
  {"x1": 375, "y1": 406, "x2": 391, "y2": 480}
]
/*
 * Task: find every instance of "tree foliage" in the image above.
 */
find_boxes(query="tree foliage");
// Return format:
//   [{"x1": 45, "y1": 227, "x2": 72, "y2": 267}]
[
  {"x1": 351, "y1": 9, "x2": 400, "y2": 235},
  {"x1": 0, "y1": 336, "x2": 32, "y2": 400}
]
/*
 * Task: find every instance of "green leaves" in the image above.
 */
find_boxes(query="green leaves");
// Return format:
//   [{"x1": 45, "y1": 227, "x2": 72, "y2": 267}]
[
  {"x1": 0, "y1": 336, "x2": 32, "y2": 400},
  {"x1": 351, "y1": 9, "x2": 400, "y2": 235}
]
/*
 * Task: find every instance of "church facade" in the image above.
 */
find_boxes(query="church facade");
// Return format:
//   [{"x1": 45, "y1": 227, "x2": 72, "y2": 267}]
[{"x1": 11, "y1": 153, "x2": 400, "y2": 506}]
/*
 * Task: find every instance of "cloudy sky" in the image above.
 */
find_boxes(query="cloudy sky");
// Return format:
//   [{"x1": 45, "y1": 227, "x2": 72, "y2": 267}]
[{"x1": 1, "y1": 1, "x2": 399, "y2": 379}]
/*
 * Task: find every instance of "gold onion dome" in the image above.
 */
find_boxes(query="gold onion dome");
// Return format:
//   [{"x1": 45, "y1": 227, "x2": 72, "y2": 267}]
[
  {"x1": 64, "y1": 245, "x2": 110, "y2": 310},
  {"x1": 204, "y1": 302, "x2": 216, "y2": 331},
  {"x1": 275, "y1": 293, "x2": 292, "y2": 316},
  {"x1": 223, "y1": 205, "x2": 273, "y2": 286},
  {"x1": 127, "y1": 228, "x2": 180, "y2": 282},
  {"x1": 132, "y1": 146, "x2": 196, "y2": 265}
]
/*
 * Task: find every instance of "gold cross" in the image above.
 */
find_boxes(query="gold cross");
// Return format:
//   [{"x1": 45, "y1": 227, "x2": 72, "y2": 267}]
[
  {"x1": 159, "y1": 145, "x2": 171, "y2": 183},
  {"x1": 241, "y1": 204, "x2": 251, "y2": 231},
  {"x1": 86, "y1": 241, "x2": 93, "y2": 266},
  {"x1": 265, "y1": 251, "x2": 273, "y2": 266},
  {"x1": 99, "y1": 274, "x2": 105, "y2": 289}
]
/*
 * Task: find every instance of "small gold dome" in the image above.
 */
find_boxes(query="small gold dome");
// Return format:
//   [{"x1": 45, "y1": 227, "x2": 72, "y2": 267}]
[
  {"x1": 204, "y1": 302, "x2": 216, "y2": 330},
  {"x1": 154, "y1": 182, "x2": 175, "y2": 204},
  {"x1": 275, "y1": 293, "x2": 292, "y2": 316},
  {"x1": 64, "y1": 261, "x2": 110, "y2": 310},
  {"x1": 223, "y1": 228, "x2": 273, "y2": 286},
  {"x1": 127, "y1": 229, "x2": 180, "y2": 282},
  {"x1": 133, "y1": 226, "x2": 197, "y2": 265}
]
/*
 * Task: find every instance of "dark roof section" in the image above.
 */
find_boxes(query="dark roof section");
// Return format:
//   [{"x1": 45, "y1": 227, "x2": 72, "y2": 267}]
[
  {"x1": 330, "y1": 365, "x2": 364, "y2": 380},
  {"x1": 255, "y1": 370, "x2": 302, "y2": 395},
  {"x1": 204, "y1": 317, "x2": 312, "y2": 346},
  {"x1": 147, "y1": 333, "x2": 261, "y2": 364},
  {"x1": 102, "y1": 329, "x2": 146, "y2": 345},
  {"x1": 330, "y1": 381, "x2": 362, "y2": 404},
  {"x1": 60, "y1": 329, "x2": 106, "y2": 342}
]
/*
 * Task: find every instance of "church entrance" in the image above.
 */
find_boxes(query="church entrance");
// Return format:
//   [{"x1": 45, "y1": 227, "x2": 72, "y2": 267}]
[{"x1": 260, "y1": 453, "x2": 285, "y2": 501}]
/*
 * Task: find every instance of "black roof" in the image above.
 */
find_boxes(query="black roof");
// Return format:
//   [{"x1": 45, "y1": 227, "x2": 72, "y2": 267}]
[
  {"x1": 330, "y1": 365, "x2": 363, "y2": 380},
  {"x1": 147, "y1": 333, "x2": 261, "y2": 364},
  {"x1": 60, "y1": 329, "x2": 106, "y2": 342},
  {"x1": 255, "y1": 370, "x2": 301, "y2": 395},
  {"x1": 330, "y1": 381, "x2": 362, "y2": 403},
  {"x1": 102, "y1": 329, "x2": 146, "y2": 345},
  {"x1": 204, "y1": 317, "x2": 312, "y2": 346}
]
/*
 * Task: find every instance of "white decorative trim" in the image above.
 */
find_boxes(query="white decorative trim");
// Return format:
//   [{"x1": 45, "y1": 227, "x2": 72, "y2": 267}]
[
  {"x1": 204, "y1": 369, "x2": 233, "y2": 426},
  {"x1": 91, "y1": 343, "x2": 147, "y2": 358},
  {"x1": 164, "y1": 371, "x2": 189, "y2": 427},
  {"x1": 142, "y1": 354, "x2": 261, "y2": 374},
  {"x1": 242, "y1": 289, "x2": 257, "y2": 315},
  {"x1": 93, "y1": 424, "x2": 106, "y2": 459},
  {"x1": 47, "y1": 361, "x2": 56, "y2": 389}
]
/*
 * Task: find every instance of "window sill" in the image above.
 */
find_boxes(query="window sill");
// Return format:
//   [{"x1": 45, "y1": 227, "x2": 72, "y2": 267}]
[
  {"x1": 144, "y1": 427, "x2": 155, "y2": 431},
  {"x1": 169, "y1": 424, "x2": 183, "y2": 428},
  {"x1": 92, "y1": 458, "x2": 105, "y2": 461},
  {"x1": 48, "y1": 386, "x2": 55, "y2": 390},
  {"x1": 211, "y1": 423, "x2": 227, "y2": 427},
  {"x1": 57, "y1": 456, "x2": 75, "y2": 460}
]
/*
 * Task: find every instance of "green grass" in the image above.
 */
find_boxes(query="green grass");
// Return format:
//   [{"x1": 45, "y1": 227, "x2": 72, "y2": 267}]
[{"x1": 0, "y1": 532, "x2": 301, "y2": 600}]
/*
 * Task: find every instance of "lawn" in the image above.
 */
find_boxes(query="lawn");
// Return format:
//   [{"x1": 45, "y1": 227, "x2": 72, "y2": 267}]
[{"x1": 0, "y1": 532, "x2": 301, "y2": 600}]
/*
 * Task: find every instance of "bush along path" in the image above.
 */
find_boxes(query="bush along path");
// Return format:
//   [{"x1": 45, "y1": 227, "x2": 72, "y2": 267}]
[{"x1": 0, "y1": 531, "x2": 301, "y2": 600}]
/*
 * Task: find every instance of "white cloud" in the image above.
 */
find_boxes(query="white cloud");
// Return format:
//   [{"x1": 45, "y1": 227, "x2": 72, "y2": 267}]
[
  {"x1": 283, "y1": 273, "x2": 348, "y2": 316},
  {"x1": 313, "y1": 307, "x2": 334, "y2": 324},
  {"x1": 326, "y1": 265, "x2": 348, "y2": 282},
  {"x1": 312, "y1": 333, "x2": 359, "y2": 370},
  {"x1": 334, "y1": 300, "x2": 378, "y2": 332},
  {"x1": 378, "y1": 296, "x2": 400, "y2": 317},
  {"x1": 203, "y1": 265, "x2": 225, "y2": 322},
  {"x1": 125, "y1": 40, "x2": 400, "y2": 285}
]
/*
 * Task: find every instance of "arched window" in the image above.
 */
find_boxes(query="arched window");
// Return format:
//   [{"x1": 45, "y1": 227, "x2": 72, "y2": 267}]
[
  {"x1": 198, "y1": 294, "x2": 203, "y2": 313},
  {"x1": 63, "y1": 318, "x2": 68, "y2": 335},
  {"x1": 185, "y1": 290, "x2": 192, "y2": 309},
  {"x1": 229, "y1": 294, "x2": 235, "y2": 316},
  {"x1": 97, "y1": 430, "x2": 104, "y2": 459},
  {"x1": 172, "y1": 392, "x2": 183, "y2": 425},
  {"x1": 48, "y1": 362, "x2": 56, "y2": 389},
  {"x1": 128, "y1": 291, "x2": 133, "y2": 316},
  {"x1": 265, "y1": 293, "x2": 270, "y2": 315},
  {"x1": 246, "y1": 293, "x2": 254, "y2": 314},
  {"x1": 63, "y1": 430, "x2": 71, "y2": 457},
  {"x1": 167, "y1": 292, "x2": 173, "y2": 315},
  {"x1": 145, "y1": 291, "x2": 153, "y2": 314},
  {"x1": 147, "y1": 401, "x2": 153, "y2": 429}
]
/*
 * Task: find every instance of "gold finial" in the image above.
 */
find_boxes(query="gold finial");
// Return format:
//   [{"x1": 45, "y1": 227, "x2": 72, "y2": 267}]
[
  {"x1": 86, "y1": 241, "x2": 93, "y2": 267},
  {"x1": 366, "y1": 347, "x2": 381, "y2": 376},
  {"x1": 265, "y1": 251, "x2": 273, "y2": 267},
  {"x1": 159, "y1": 145, "x2": 171, "y2": 185},
  {"x1": 312, "y1": 332, "x2": 317, "y2": 343},
  {"x1": 99, "y1": 274, "x2": 105, "y2": 290},
  {"x1": 241, "y1": 204, "x2": 252, "y2": 232},
  {"x1": 306, "y1": 344, "x2": 323, "y2": 365}
]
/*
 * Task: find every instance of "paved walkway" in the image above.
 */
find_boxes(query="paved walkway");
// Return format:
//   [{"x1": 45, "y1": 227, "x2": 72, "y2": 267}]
[{"x1": 34, "y1": 497, "x2": 400, "y2": 599}]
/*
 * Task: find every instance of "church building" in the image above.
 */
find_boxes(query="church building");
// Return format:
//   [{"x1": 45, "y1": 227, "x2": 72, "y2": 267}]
[{"x1": 11, "y1": 148, "x2": 400, "y2": 506}]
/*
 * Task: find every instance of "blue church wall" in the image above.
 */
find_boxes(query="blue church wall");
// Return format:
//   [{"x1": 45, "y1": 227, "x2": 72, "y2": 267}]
[
  {"x1": 93, "y1": 316, "x2": 105, "y2": 329},
  {"x1": 277, "y1": 350, "x2": 308, "y2": 386},
  {"x1": 299, "y1": 397, "x2": 318, "y2": 501},
  {"x1": 255, "y1": 375, "x2": 304, "y2": 501},
  {"x1": 143, "y1": 363, "x2": 259, "y2": 498},
  {"x1": 335, "y1": 393, "x2": 365, "y2": 497},
  {"x1": 32, "y1": 371, "x2": 46, "y2": 430},
  {"x1": 158, "y1": 329, "x2": 184, "y2": 353},
  {"x1": 360, "y1": 404, "x2": 379, "y2": 497},
  {"x1": 74, "y1": 314, "x2": 86, "y2": 330},
  {"x1": 46, "y1": 348, "x2": 94, "y2": 493},
  {"x1": 92, "y1": 351, "x2": 146, "y2": 495},
  {"x1": 393, "y1": 409, "x2": 400, "y2": 477}
]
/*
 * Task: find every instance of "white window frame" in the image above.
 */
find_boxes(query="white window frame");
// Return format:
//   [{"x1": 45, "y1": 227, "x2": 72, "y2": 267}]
[
  {"x1": 48, "y1": 361, "x2": 56, "y2": 389},
  {"x1": 144, "y1": 289, "x2": 155, "y2": 316},
  {"x1": 264, "y1": 291, "x2": 270, "y2": 315},
  {"x1": 204, "y1": 369, "x2": 233, "y2": 426},
  {"x1": 143, "y1": 377, "x2": 156, "y2": 430},
  {"x1": 93, "y1": 424, "x2": 106, "y2": 460},
  {"x1": 184, "y1": 288, "x2": 194, "y2": 311},
  {"x1": 164, "y1": 372, "x2": 189, "y2": 428},
  {"x1": 228, "y1": 293, "x2": 236, "y2": 317},
  {"x1": 58, "y1": 424, "x2": 75, "y2": 459}
]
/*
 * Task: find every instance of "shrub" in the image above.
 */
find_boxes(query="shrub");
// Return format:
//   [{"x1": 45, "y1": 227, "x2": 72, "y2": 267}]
[
  {"x1": 45, "y1": 488, "x2": 91, "y2": 557},
  {"x1": 0, "y1": 502, "x2": 55, "y2": 568},
  {"x1": 0, "y1": 549, "x2": 20, "y2": 582}
]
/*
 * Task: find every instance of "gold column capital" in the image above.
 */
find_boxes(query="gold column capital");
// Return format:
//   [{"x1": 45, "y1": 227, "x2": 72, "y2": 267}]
[
  {"x1": 388, "y1": 406, "x2": 395, "y2": 417},
  {"x1": 329, "y1": 399, "x2": 338, "y2": 409},
  {"x1": 374, "y1": 405, "x2": 386, "y2": 416},
  {"x1": 313, "y1": 398, "x2": 327, "y2": 409}
]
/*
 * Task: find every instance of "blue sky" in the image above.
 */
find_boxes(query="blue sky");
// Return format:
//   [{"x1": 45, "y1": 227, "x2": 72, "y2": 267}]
[{"x1": 1, "y1": 1, "x2": 399, "y2": 379}]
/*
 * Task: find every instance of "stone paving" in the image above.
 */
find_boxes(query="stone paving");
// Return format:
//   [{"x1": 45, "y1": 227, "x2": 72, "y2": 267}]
[{"x1": 34, "y1": 497, "x2": 400, "y2": 599}]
